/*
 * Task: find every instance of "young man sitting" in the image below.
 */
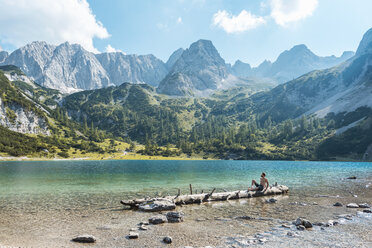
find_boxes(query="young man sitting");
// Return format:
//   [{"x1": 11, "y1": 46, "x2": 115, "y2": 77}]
[{"x1": 248, "y1": 172, "x2": 269, "y2": 192}]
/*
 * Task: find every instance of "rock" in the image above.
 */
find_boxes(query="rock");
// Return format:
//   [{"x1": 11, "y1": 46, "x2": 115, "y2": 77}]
[
  {"x1": 235, "y1": 216, "x2": 255, "y2": 220},
  {"x1": 138, "y1": 221, "x2": 149, "y2": 225},
  {"x1": 313, "y1": 222, "x2": 326, "y2": 227},
  {"x1": 358, "y1": 203, "x2": 371, "y2": 208},
  {"x1": 163, "y1": 236, "x2": 172, "y2": 244},
  {"x1": 259, "y1": 238, "x2": 267, "y2": 243},
  {"x1": 287, "y1": 231, "x2": 298, "y2": 237},
  {"x1": 303, "y1": 220, "x2": 313, "y2": 228},
  {"x1": 128, "y1": 232, "x2": 139, "y2": 239},
  {"x1": 347, "y1": 176, "x2": 357, "y2": 179},
  {"x1": 333, "y1": 202, "x2": 343, "y2": 207},
  {"x1": 149, "y1": 215, "x2": 168, "y2": 225},
  {"x1": 166, "y1": 211, "x2": 184, "y2": 223},
  {"x1": 294, "y1": 218, "x2": 303, "y2": 226},
  {"x1": 337, "y1": 214, "x2": 353, "y2": 220},
  {"x1": 130, "y1": 227, "x2": 138, "y2": 231},
  {"x1": 346, "y1": 203, "x2": 359, "y2": 208},
  {"x1": 327, "y1": 220, "x2": 339, "y2": 226},
  {"x1": 138, "y1": 199, "x2": 176, "y2": 212},
  {"x1": 297, "y1": 225, "x2": 305, "y2": 231},
  {"x1": 265, "y1": 198, "x2": 277, "y2": 203},
  {"x1": 294, "y1": 217, "x2": 311, "y2": 228},
  {"x1": 139, "y1": 225, "x2": 148, "y2": 230},
  {"x1": 363, "y1": 209, "x2": 372, "y2": 213},
  {"x1": 71, "y1": 234, "x2": 97, "y2": 243},
  {"x1": 281, "y1": 224, "x2": 291, "y2": 228}
]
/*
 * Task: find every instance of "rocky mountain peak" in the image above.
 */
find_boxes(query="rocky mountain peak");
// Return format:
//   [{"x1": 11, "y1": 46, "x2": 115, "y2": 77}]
[
  {"x1": 166, "y1": 48, "x2": 184, "y2": 69},
  {"x1": 356, "y1": 27, "x2": 372, "y2": 56},
  {"x1": 0, "y1": 51, "x2": 8, "y2": 63},
  {"x1": 157, "y1": 39, "x2": 228, "y2": 96}
]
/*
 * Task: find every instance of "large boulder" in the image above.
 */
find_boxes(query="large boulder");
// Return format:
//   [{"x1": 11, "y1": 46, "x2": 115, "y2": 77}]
[
  {"x1": 71, "y1": 234, "x2": 96, "y2": 243},
  {"x1": 138, "y1": 199, "x2": 176, "y2": 212}
]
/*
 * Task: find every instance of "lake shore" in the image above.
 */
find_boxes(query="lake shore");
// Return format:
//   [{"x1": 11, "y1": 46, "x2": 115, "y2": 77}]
[{"x1": 0, "y1": 160, "x2": 371, "y2": 247}]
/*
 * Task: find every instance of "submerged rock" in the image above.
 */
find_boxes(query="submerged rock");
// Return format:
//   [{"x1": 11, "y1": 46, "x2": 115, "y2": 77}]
[
  {"x1": 363, "y1": 209, "x2": 372, "y2": 213},
  {"x1": 297, "y1": 225, "x2": 305, "y2": 231},
  {"x1": 294, "y1": 218, "x2": 312, "y2": 228},
  {"x1": 139, "y1": 199, "x2": 176, "y2": 212},
  {"x1": 166, "y1": 211, "x2": 184, "y2": 223},
  {"x1": 347, "y1": 176, "x2": 357, "y2": 179},
  {"x1": 149, "y1": 215, "x2": 168, "y2": 225},
  {"x1": 163, "y1": 236, "x2": 172, "y2": 244},
  {"x1": 287, "y1": 231, "x2": 299, "y2": 237},
  {"x1": 337, "y1": 214, "x2": 353, "y2": 220},
  {"x1": 333, "y1": 202, "x2": 343, "y2": 207},
  {"x1": 281, "y1": 224, "x2": 291, "y2": 228},
  {"x1": 265, "y1": 198, "x2": 277, "y2": 203},
  {"x1": 346, "y1": 203, "x2": 359, "y2": 208},
  {"x1": 313, "y1": 222, "x2": 326, "y2": 227},
  {"x1": 303, "y1": 220, "x2": 313, "y2": 228},
  {"x1": 71, "y1": 234, "x2": 97, "y2": 243},
  {"x1": 327, "y1": 220, "x2": 339, "y2": 226}
]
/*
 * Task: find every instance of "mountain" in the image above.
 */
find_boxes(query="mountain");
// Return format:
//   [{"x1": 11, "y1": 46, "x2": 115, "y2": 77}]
[
  {"x1": 157, "y1": 40, "x2": 229, "y2": 96},
  {"x1": 356, "y1": 27, "x2": 372, "y2": 56},
  {"x1": 231, "y1": 60, "x2": 252, "y2": 78},
  {"x1": 241, "y1": 30, "x2": 372, "y2": 123},
  {"x1": 166, "y1": 48, "x2": 184, "y2": 69},
  {"x1": 0, "y1": 51, "x2": 8, "y2": 63},
  {"x1": 1, "y1": 41, "x2": 168, "y2": 93},
  {"x1": 231, "y1": 45, "x2": 354, "y2": 84},
  {"x1": 0, "y1": 66, "x2": 50, "y2": 135},
  {"x1": 95, "y1": 52, "x2": 168, "y2": 87}
]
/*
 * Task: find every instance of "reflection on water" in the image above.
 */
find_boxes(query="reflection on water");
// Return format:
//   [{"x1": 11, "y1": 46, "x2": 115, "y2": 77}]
[{"x1": 0, "y1": 160, "x2": 371, "y2": 212}]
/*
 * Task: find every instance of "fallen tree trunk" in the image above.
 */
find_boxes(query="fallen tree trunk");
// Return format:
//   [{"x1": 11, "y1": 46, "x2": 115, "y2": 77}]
[{"x1": 120, "y1": 185, "x2": 289, "y2": 209}]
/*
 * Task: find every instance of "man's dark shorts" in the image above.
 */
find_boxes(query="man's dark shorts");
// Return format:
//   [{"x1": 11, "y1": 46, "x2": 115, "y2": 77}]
[{"x1": 254, "y1": 182, "x2": 264, "y2": 191}]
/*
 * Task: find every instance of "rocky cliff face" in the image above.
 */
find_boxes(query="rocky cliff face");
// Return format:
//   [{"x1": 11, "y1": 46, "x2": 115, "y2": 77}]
[
  {"x1": 95, "y1": 52, "x2": 168, "y2": 87},
  {"x1": 1, "y1": 41, "x2": 168, "y2": 93},
  {"x1": 0, "y1": 51, "x2": 8, "y2": 63},
  {"x1": 165, "y1": 48, "x2": 184, "y2": 69},
  {"x1": 0, "y1": 97, "x2": 50, "y2": 135},
  {"x1": 4, "y1": 41, "x2": 56, "y2": 85},
  {"x1": 157, "y1": 40, "x2": 228, "y2": 96}
]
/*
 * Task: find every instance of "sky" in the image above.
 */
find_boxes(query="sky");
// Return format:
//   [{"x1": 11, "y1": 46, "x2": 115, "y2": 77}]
[{"x1": 0, "y1": 0, "x2": 371, "y2": 66}]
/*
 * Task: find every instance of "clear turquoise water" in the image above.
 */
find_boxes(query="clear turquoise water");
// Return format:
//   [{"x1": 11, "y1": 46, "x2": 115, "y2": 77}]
[
  {"x1": 0, "y1": 160, "x2": 371, "y2": 247},
  {"x1": 0, "y1": 160, "x2": 371, "y2": 199}
]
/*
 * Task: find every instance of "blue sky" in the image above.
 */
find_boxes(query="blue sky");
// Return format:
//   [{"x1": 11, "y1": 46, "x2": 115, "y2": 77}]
[{"x1": 0, "y1": 0, "x2": 371, "y2": 66}]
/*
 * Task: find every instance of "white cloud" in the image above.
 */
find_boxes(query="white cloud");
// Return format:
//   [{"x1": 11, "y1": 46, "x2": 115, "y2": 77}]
[
  {"x1": 270, "y1": 0, "x2": 318, "y2": 26},
  {"x1": 105, "y1": 44, "x2": 125, "y2": 54},
  {"x1": 212, "y1": 10, "x2": 266, "y2": 34},
  {"x1": 177, "y1": 17, "x2": 183, "y2": 24},
  {"x1": 0, "y1": 0, "x2": 109, "y2": 53}
]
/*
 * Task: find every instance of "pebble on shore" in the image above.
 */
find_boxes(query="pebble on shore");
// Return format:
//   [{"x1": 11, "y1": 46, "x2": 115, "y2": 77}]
[
  {"x1": 163, "y1": 236, "x2": 172, "y2": 244},
  {"x1": 71, "y1": 234, "x2": 97, "y2": 243}
]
